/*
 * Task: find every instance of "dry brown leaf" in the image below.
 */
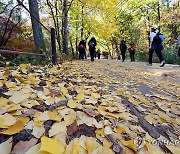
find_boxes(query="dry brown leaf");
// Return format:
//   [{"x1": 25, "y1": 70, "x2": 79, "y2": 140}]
[{"x1": 11, "y1": 138, "x2": 38, "y2": 154}]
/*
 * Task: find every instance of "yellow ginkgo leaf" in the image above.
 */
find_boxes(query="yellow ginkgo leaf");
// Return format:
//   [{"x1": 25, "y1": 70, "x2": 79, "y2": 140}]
[
  {"x1": 91, "y1": 93, "x2": 100, "y2": 99},
  {"x1": 20, "y1": 64, "x2": 29, "y2": 70},
  {"x1": 1, "y1": 120, "x2": 25, "y2": 135},
  {"x1": 0, "y1": 97, "x2": 9, "y2": 107},
  {"x1": 19, "y1": 117, "x2": 30, "y2": 124},
  {"x1": 61, "y1": 86, "x2": 69, "y2": 96},
  {"x1": 0, "y1": 113, "x2": 16, "y2": 128},
  {"x1": 5, "y1": 82, "x2": 17, "y2": 88},
  {"x1": 145, "y1": 144, "x2": 164, "y2": 154},
  {"x1": 79, "y1": 135, "x2": 87, "y2": 150},
  {"x1": 138, "y1": 95, "x2": 149, "y2": 104},
  {"x1": 48, "y1": 111, "x2": 62, "y2": 121},
  {"x1": 49, "y1": 122, "x2": 67, "y2": 137},
  {"x1": 64, "y1": 140, "x2": 74, "y2": 154},
  {"x1": 120, "y1": 140, "x2": 137, "y2": 152},
  {"x1": 116, "y1": 87, "x2": 123, "y2": 95},
  {"x1": 7, "y1": 104, "x2": 22, "y2": 112},
  {"x1": 83, "y1": 105, "x2": 97, "y2": 109},
  {"x1": 76, "y1": 111, "x2": 93, "y2": 126},
  {"x1": 106, "y1": 113, "x2": 120, "y2": 119},
  {"x1": 117, "y1": 126, "x2": 126, "y2": 134},
  {"x1": 39, "y1": 136, "x2": 65, "y2": 154},
  {"x1": 13, "y1": 74, "x2": 24, "y2": 82},
  {"x1": 64, "y1": 114, "x2": 77, "y2": 126},
  {"x1": 166, "y1": 145, "x2": 180, "y2": 154},
  {"x1": 44, "y1": 97, "x2": 55, "y2": 105},
  {"x1": 9, "y1": 92, "x2": 29, "y2": 104},
  {"x1": 74, "y1": 91, "x2": 84, "y2": 102},
  {"x1": 85, "y1": 137, "x2": 101, "y2": 153},
  {"x1": 72, "y1": 138, "x2": 86, "y2": 154},
  {"x1": 67, "y1": 99, "x2": 78, "y2": 109},
  {"x1": 32, "y1": 125, "x2": 45, "y2": 138},
  {"x1": 101, "y1": 139, "x2": 114, "y2": 154},
  {"x1": 95, "y1": 128, "x2": 105, "y2": 136}
]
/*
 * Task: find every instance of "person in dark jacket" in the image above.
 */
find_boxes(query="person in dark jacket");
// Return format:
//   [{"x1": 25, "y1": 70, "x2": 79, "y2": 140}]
[
  {"x1": 149, "y1": 25, "x2": 165, "y2": 67},
  {"x1": 120, "y1": 40, "x2": 127, "y2": 62},
  {"x1": 176, "y1": 36, "x2": 180, "y2": 66},
  {"x1": 97, "y1": 49, "x2": 101, "y2": 59},
  {"x1": 88, "y1": 36, "x2": 97, "y2": 61},
  {"x1": 78, "y1": 40, "x2": 86, "y2": 60}
]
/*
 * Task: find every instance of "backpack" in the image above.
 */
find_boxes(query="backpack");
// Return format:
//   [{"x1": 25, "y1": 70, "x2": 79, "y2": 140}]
[
  {"x1": 153, "y1": 32, "x2": 165, "y2": 44},
  {"x1": 77, "y1": 45, "x2": 84, "y2": 51},
  {"x1": 89, "y1": 41, "x2": 95, "y2": 48},
  {"x1": 130, "y1": 45, "x2": 136, "y2": 52}
]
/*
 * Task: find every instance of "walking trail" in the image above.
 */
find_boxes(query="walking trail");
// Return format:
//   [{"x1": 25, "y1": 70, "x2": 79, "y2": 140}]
[{"x1": 0, "y1": 60, "x2": 179, "y2": 153}]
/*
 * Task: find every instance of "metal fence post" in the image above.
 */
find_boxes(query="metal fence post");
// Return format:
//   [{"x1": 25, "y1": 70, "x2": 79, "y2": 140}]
[{"x1": 51, "y1": 28, "x2": 57, "y2": 64}]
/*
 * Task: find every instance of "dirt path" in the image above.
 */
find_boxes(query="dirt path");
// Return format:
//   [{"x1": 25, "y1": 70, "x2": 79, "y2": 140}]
[{"x1": 0, "y1": 60, "x2": 179, "y2": 153}]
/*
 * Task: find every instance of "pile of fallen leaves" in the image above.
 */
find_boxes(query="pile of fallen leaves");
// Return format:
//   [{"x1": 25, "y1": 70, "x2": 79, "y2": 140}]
[{"x1": 0, "y1": 61, "x2": 179, "y2": 154}]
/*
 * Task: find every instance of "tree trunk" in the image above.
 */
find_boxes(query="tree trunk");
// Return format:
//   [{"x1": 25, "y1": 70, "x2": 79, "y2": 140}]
[
  {"x1": 28, "y1": 0, "x2": 44, "y2": 54},
  {"x1": 55, "y1": 0, "x2": 62, "y2": 52},
  {"x1": 47, "y1": 0, "x2": 61, "y2": 52},
  {"x1": 62, "y1": 0, "x2": 68, "y2": 54},
  {"x1": 81, "y1": 5, "x2": 84, "y2": 39},
  {"x1": 157, "y1": 2, "x2": 161, "y2": 31},
  {"x1": 70, "y1": 37, "x2": 74, "y2": 58}
]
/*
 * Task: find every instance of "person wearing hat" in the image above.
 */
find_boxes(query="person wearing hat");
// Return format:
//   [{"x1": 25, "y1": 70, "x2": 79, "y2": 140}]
[
  {"x1": 176, "y1": 36, "x2": 180, "y2": 66},
  {"x1": 149, "y1": 25, "x2": 165, "y2": 67},
  {"x1": 120, "y1": 40, "x2": 127, "y2": 62},
  {"x1": 88, "y1": 36, "x2": 97, "y2": 61}
]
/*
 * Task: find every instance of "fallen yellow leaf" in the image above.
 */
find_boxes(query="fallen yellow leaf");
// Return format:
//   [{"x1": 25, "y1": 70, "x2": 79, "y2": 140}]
[
  {"x1": 85, "y1": 137, "x2": 101, "y2": 153},
  {"x1": 0, "y1": 97, "x2": 9, "y2": 107},
  {"x1": 64, "y1": 114, "x2": 77, "y2": 126},
  {"x1": 1, "y1": 120, "x2": 25, "y2": 135},
  {"x1": 145, "y1": 144, "x2": 164, "y2": 154},
  {"x1": 120, "y1": 139, "x2": 137, "y2": 152},
  {"x1": 13, "y1": 74, "x2": 24, "y2": 82},
  {"x1": 74, "y1": 91, "x2": 84, "y2": 102},
  {"x1": 72, "y1": 138, "x2": 86, "y2": 154},
  {"x1": 117, "y1": 126, "x2": 126, "y2": 134},
  {"x1": 5, "y1": 82, "x2": 17, "y2": 88},
  {"x1": 49, "y1": 122, "x2": 67, "y2": 137},
  {"x1": 61, "y1": 86, "x2": 69, "y2": 96},
  {"x1": 166, "y1": 145, "x2": 180, "y2": 154},
  {"x1": 7, "y1": 104, "x2": 22, "y2": 112},
  {"x1": 0, "y1": 113, "x2": 16, "y2": 128},
  {"x1": 9, "y1": 92, "x2": 29, "y2": 104},
  {"x1": 91, "y1": 93, "x2": 100, "y2": 99},
  {"x1": 67, "y1": 99, "x2": 78, "y2": 109},
  {"x1": 39, "y1": 136, "x2": 65, "y2": 154}
]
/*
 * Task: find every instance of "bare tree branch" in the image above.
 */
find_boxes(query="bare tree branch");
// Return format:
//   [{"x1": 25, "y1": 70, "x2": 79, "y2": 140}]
[
  {"x1": 0, "y1": 2, "x2": 13, "y2": 14},
  {"x1": 0, "y1": 4, "x2": 19, "y2": 46},
  {"x1": 67, "y1": 0, "x2": 74, "y2": 13}
]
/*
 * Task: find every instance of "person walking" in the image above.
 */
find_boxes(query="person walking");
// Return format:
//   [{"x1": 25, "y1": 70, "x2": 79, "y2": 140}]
[
  {"x1": 97, "y1": 49, "x2": 101, "y2": 59},
  {"x1": 129, "y1": 42, "x2": 136, "y2": 62},
  {"x1": 78, "y1": 40, "x2": 86, "y2": 60},
  {"x1": 120, "y1": 40, "x2": 127, "y2": 62},
  {"x1": 176, "y1": 36, "x2": 180, "y2": 66},
  {"x1": 88, "y1": 36, "x2": 97, "y2": 61},
  {"x1": 148, "y1": 25, "x2": 165, "y2": 67}
]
